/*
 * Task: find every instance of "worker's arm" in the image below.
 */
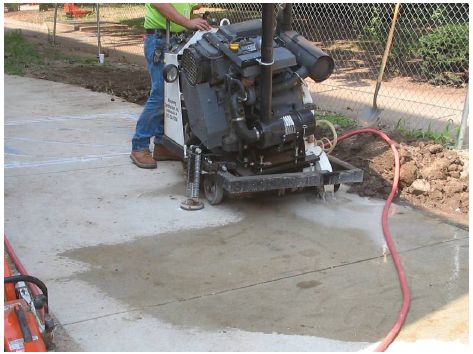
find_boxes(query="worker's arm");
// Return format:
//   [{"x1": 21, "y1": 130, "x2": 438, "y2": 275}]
[{"x1": 152, "y1": 3, "x2": 211, "y2": 31}]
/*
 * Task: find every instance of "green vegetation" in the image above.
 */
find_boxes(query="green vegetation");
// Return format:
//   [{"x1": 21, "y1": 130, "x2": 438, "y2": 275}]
[
  {"x1": 5, "y1": 30, "x2": 98, "y2": 76},
  {"x1": 316, "y1": 113, "x2": 359, "y2": 128},
  {"x1": 361, "y1": 5, "x2": 418, "y2": 70},
  {"x1": 360, "y1": 3, "x2": 468, "y2": 85},
  {"x1": 5, "y1": 3, "x2": 20, "y2": 12},
  {"x1": 395, "y1": 118, "x2": 457, "y2": 145},
  {"x1": 4, "y1": 30, "x2": 40, "y2": 75},
  {"x1": 417, "y1": 24, "x2": 469, "y2": 86}
]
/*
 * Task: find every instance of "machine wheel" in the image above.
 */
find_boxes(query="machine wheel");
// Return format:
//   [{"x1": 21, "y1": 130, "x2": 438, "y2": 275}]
[{"x1": 204, "y1": 174, "x2": 224, "y2": 205}]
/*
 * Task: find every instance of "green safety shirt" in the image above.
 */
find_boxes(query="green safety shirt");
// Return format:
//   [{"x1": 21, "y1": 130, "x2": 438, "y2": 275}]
[{"x1": 144, "y1": 3, "x2": 197, "y2": 33}]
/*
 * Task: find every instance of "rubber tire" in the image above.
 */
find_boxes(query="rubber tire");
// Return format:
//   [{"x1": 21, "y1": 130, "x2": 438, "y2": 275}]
[{"x1": 204, "y1": 174, "x2": 224, "y2": 205}]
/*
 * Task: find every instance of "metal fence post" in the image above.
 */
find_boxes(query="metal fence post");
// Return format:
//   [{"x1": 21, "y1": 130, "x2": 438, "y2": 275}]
[
  {"x1": 52, "y1": 3, "x2": 58, "y2": 44},
  {"x1": 456, "y1": 84, "x2": 469, "y2": 149},
  {"x1": 96, "y1": 3, "x2": 102, "y2": 63}
]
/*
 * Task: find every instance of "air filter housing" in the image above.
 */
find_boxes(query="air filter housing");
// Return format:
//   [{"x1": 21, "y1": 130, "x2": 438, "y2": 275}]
[{"x1": 280, "y1": 30, "x2": 334, "y2": 82}]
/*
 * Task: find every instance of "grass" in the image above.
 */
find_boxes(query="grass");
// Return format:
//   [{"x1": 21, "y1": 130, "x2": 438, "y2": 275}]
[
  {"x1": 317, "y1": 112, "x2": 458, "y2": 146},
  {"x1": 395, "y1": 118, "x2": 458, "y2": 146},
  {"x1": 316, "y1": 112, "x2": 359, "y2": 128},
  {"x1": 318, "y1": 112, "x2": 459, "y2": 146},
  {"x1": 4, "y1": 30, "x2": 40, "y2": 75},
  {"x1": 5, "y1": 29, "x2": 99, "y2": 76}
]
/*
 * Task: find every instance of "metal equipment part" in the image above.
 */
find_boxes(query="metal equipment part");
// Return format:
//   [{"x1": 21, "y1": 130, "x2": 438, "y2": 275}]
[{"x1": 162, "y1": 4, "x2": 362, "y2": 206}]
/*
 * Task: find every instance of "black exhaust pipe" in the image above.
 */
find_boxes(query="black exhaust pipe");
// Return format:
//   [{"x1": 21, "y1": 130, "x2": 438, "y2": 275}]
[{"x1": 260, "y1": 3, "x2": 275, "y2": 123}]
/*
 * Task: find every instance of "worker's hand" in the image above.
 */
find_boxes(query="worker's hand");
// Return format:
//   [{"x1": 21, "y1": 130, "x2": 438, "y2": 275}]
[{"x1": 186, "y1": 18, "x2": 211, "y2": 31}]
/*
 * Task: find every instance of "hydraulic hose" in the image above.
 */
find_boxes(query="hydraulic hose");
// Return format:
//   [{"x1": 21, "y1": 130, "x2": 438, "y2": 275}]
[
  {"x1": 4, "y1": 234, "x2": 46, "y2": 321},
  {"x1": 4, "y1": 275, "x2": 49, "y2": 303},
  {"x1": 315, "y1": 119, "x2": 338, "y2": 153},
  {"x1": 229, "y1": 94, "x2": 260, "y2": 144},
  {"x1": 335, "y1": 128, "x2": 410, "y2": 352}
]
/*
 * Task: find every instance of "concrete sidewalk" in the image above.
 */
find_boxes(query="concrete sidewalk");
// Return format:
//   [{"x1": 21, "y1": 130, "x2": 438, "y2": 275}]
[{"x1": 4, "y1": 75, "x2": 468, "y2": 351}]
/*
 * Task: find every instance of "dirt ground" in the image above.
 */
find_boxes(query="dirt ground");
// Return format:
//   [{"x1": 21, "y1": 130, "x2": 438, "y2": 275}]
[
  {"x1": 31, "y1": 61, "x2": 150, "y2": 105},
  {"x1": 333, "y1": 131, "x2": 469, "y2": 225},
  {"x1": 8, "y1": 27, "x2": 470, "y2": 227}
]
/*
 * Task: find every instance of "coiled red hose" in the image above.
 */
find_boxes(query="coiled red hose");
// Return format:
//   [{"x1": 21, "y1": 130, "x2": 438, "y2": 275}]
[{"x1": 336, "y1": 128, "x2": 410, "y2": 351}]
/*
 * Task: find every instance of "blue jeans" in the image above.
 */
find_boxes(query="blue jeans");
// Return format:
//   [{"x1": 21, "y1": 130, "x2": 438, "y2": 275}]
[{"x1": 132, "y1": 35, "x2": 165, "y2": 151}]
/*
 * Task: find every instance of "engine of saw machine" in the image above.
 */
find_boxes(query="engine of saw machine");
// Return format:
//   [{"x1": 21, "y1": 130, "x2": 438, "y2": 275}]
[
  {"x1": 163, "y1": 7, "x2": 334, "y2": 175},
  {"x1": 162, "y1": 4, "x2": 364, "y2": 208}
]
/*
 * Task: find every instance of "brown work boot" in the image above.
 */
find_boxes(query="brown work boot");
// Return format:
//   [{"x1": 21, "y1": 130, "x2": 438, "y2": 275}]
[
  {"x1": 130, "y1": 149, "x2": 157, "y2": 169},
  {"x1": 153, "y1": 144, "x2": 180, "y2": 161}
]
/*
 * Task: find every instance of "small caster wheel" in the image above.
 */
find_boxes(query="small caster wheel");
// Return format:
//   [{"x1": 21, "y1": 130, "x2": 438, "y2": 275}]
[{"x1": 204, "y1": 174, "x2": 224, "y2": 205}]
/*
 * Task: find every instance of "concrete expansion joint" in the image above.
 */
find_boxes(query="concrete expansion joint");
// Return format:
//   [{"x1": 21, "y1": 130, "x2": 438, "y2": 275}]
[{"x1": 59, "y1": 235, "x2": 467, "y2": 328}]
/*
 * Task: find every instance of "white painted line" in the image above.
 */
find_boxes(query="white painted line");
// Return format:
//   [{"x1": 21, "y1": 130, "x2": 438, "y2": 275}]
[
  {"x1": 4, "y1": 153, "x2": 129, "y2": 169},
  {"x1": 5, "y1": 137, "x2": 128, "y2": 149},
  {"x1": 4, "y1": 153, "x2": 31, "y2": 157},
  {"x1": 4, "y1": 112, "x2": 139, "y2": 126}
]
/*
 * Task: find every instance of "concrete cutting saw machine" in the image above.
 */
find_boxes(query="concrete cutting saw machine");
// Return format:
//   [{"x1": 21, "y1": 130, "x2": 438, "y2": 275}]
[{"x1": 161, "y1": 4, "x2": 363, "y2": 210}]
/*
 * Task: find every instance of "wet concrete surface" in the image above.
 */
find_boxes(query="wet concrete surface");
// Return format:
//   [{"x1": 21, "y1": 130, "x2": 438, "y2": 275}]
[
  {"x1": 61, "y1": 194, "x2": 468, "y2": 343},
  {"x1": 4, "y1": 75, "x2": 469, "y2": 351}
]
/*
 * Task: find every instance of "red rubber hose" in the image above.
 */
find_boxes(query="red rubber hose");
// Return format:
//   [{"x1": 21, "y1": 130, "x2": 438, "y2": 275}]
[
  {"x1": 4, "y1": 234, "x2": 45, "y2": 321},
  {"x1": 336, "y1": 128, "x2": 410, "y2": 351}
]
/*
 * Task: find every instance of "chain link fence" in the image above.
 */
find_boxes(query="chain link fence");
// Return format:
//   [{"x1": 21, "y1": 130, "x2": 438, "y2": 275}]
[
  {"x1": 194, "y1": 3, "x2": 468, "y2": 134},
  {"x1": 4, "y1": 3, "x2": 469, "y2": 142}
]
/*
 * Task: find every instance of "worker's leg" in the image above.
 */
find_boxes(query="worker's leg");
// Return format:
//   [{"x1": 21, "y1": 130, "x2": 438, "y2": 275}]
[{"x1": 131, "y1": 34, "x2": 165, "y2": 152}]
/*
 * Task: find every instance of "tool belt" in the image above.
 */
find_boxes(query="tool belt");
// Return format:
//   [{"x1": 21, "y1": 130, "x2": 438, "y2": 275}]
[
  {"x1": 145, "y1": 28, "x2": 169, "y2": 36},
  {"x1": 146, "y1": 28, "x2": 192, "y2": 47},
  {"x1": 145, "y1": 28, "x2": 188, "y2": 38}
]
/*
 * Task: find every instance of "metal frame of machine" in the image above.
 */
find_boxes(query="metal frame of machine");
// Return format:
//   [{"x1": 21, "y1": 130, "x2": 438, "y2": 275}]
[
  {"x1": 4, "y1": 254, "x2": 54, "y2": 352},
  {"x1": 161, "y1": 4, "x2": 363, "y2": 209}
]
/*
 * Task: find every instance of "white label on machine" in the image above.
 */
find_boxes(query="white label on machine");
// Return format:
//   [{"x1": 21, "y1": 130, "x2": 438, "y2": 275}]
[
  {"x1": 165, "y1": 97, "x2": 179, "y2": 122},
  {"x1": 164, "y1": 52, "x2": 184, "y2": 146},
  {"x1": 8, "y1": 338, "x2": 25, "y2": 351}
]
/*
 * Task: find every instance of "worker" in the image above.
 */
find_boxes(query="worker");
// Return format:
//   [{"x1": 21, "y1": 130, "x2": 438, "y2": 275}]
[{"x1": 131, "y1": 3, "x2": 211, "y2": 169}]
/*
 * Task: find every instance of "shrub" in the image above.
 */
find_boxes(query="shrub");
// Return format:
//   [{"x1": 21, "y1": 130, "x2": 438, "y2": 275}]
[
  {"x1": 5, "y1": 3, "x2": 20, "y2": 12},
  {"x1": 361, "y1": 5, "x2": 418, "y2": 75},
  {"x1": 417, "y1": 23, "x2": 469, "y2": 86}
]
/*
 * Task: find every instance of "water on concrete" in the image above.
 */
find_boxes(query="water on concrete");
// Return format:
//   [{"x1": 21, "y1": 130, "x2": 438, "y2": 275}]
[{"x1": 62, "y1": 193, "x2": 469, "y2": 343}]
